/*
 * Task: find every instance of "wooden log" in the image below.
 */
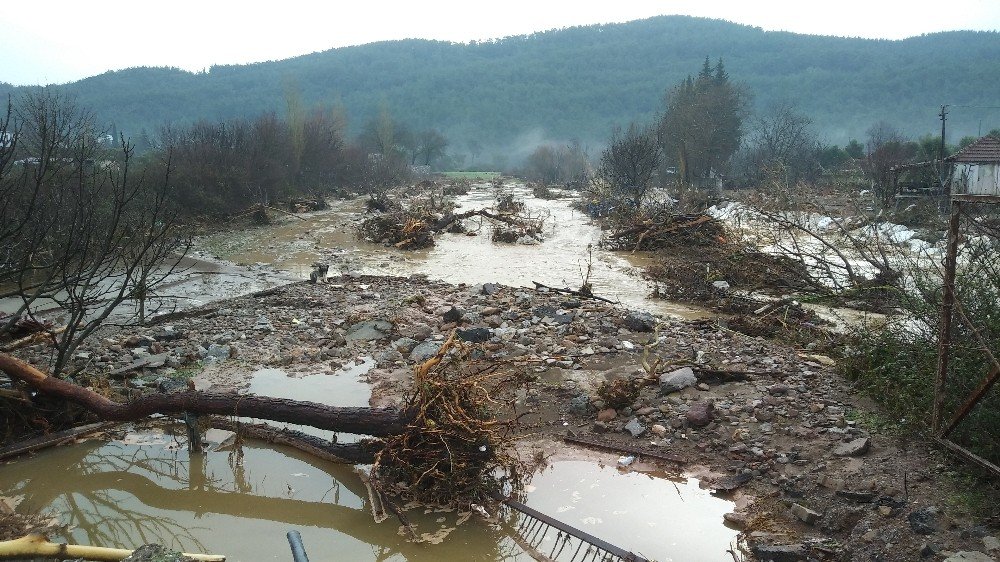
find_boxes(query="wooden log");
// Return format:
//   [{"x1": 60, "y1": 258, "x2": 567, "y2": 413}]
[
  {"x1": 208, "y1": 418, "x2": 380, "y2": 464},
  {"x1": 0, "y1": 533, "x2": 225, "y2": 561},
  {"x1": 0, "y1": 352, "x2": 413, "y2": 437}
]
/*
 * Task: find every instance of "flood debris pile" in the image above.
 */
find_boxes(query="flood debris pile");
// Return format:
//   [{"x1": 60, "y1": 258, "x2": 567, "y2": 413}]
[
  {"x1": 603, "y1": 211, "x2": 725, "y2": 252},
  {"x1": 531, "y1": 184, "x2": 562, "y2": 200},
  {"x1": 357, "y1": 208, "x2": 440, "y2": 250},
  {"x1": 372, "y1": 334, "x2": 528, "y2": 508},
  {"x1": 358, "y1": 183, "x2": 548, "y2": 249}
]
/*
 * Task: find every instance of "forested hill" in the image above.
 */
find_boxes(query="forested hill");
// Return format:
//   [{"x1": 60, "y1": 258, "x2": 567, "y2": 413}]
[{"x1": 3, "y1": 16, "x2": 999, "y2": 156}]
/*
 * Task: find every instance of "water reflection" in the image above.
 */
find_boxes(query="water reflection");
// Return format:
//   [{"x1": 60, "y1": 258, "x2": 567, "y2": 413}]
[
  {"x1": 3, "y1": 436, "x2": 525, "y2": 561},
  {"x1": 2, "y1": 434, "x2": 738, "y2": 561}
]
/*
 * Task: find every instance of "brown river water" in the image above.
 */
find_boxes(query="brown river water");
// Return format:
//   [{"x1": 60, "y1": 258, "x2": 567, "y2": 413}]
[{"x1": 1, "y1": 184, "x2": 745, "y2": 561}]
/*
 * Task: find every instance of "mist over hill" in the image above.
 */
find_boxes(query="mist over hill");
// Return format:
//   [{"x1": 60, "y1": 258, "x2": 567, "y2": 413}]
[{"x1": 3, "y1": 15, "x2": 998, "y2": 162}]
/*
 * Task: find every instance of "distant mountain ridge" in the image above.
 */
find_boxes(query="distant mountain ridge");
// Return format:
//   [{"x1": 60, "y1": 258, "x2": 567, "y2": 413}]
[{"x1": 3, "y1": 16, "x2": 998, "y2": 158}]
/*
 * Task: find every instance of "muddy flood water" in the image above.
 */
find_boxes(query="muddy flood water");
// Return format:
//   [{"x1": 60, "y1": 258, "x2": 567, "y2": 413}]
[
  {"x1": 1, "y1": 436, "x2": 738, "y2": 561},
  {"x1": 195, "y1": 184, "x2": 709, "y2": 320},
  {"x1": 0, "y1": 184, "x2": 745, "y2": 561}
]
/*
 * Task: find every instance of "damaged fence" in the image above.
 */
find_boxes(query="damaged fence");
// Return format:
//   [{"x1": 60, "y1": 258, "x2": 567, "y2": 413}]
[{"x1": 933, "y1": 197, "x2": 1000, "y2": 476}]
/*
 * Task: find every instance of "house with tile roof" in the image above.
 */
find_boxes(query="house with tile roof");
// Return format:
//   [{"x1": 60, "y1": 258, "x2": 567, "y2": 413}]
[{"x1": 947, "y1": 135, "x2": 1000, "y2": 197}]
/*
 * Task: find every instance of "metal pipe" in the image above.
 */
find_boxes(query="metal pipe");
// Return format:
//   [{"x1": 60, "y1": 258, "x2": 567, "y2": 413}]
[{"x1": 287, "y1": 530, "x2": 310, "y2": 562}]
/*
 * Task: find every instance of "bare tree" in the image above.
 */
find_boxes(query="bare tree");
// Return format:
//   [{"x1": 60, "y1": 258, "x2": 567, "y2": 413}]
[
  {"x1": 739, "y1": 103, "x2": 820, "y2": 186},
  {"x1": 0, "y1": 91, "x2": 187, "y2": 376},
  {"x1": 595, "y1": 123, "x2": 661, "y2": 208},
  {"x1": 862, "y1": 121, "x2": 911, "y2": 207}
]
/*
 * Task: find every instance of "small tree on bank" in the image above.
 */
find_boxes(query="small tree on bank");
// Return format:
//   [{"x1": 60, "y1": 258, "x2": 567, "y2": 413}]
[{"x1": 595, "y1": 123, "x2": 661, "y2": 209}]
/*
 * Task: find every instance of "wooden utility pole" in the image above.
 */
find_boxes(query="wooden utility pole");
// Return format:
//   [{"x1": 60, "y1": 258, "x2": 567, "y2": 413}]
[{"x1": 939, "y1": 105, "x2": 949, "y2": 161}]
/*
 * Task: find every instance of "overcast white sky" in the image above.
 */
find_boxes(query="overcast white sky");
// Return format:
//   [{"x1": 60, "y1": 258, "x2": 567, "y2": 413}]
[{"x1": 4, "y1": 0, "x2": 999, "y2": 86}]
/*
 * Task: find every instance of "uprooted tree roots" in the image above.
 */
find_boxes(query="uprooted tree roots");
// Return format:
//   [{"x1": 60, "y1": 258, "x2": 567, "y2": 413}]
[{"x1": 371, "y1": 334, "x2": 528, "y2": 508}]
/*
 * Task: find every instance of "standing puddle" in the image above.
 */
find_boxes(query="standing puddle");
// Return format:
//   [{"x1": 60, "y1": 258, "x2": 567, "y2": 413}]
[
  {"x1": 1, "y1": 441, "x2": 737, "y2": 561},
  {"x1": 243, "y1": 357, "x2": 375, "y2": 441},
  {"x1": 524, "y1": 461, "x2": 739, "y2": 561}
]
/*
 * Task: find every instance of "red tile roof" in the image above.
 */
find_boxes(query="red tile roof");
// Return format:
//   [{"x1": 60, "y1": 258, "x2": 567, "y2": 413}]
[{"x1": 948, "y1": 135, "x2": 1000, "y2": 163}]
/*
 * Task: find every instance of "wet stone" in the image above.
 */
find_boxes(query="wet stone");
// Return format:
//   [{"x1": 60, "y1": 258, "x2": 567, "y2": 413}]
[
  {"x1": 345, "y1": 320, "x2": 393, "y2": 342},
  {"x1": 456, "y1": 327, "x2": 491, "y2": 343},
  {"x1": 390, "y1": 337, "x2": 418, "y2": 353},
  {"x1": 659, "y1": 367, "x2": 697, "y2": 395},
  {"x1": 442, "y1": 306, "x2": 463, "y2": 323},
  {"x1": 624, "y1": 418, "x2": 646, "y2": 437},
  {"x1": 567, "y1": 394, "x2": 592, "y2": 416},
  {"x1": 908, "y1": 506, "x2": 940, "y2": 535},
  {"x1": 751, "y1": 543, "x2": 807, "y2": 562},
  {"x1": 944, "y1": 553, "x2": 996, "y2": 562},
  {"x1": 623, "y1": 311, "x2": 656, "y2": 332},
  {"x1": 686, "y1": 400, "x2": 715, "y2": 427},
  {"x1": 409, "y1": 341, "x2": 443, "y2": 362},
  {"x1": 833, "y1": 437, "x2": 870, "y2": 457},
  {"x1": 790, "y1": 503, "x2": 821, "y2": 525}
]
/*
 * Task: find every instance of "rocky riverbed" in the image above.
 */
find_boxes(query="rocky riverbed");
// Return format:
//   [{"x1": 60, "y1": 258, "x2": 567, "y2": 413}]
[{"x1": 11, "y1": 273, "x2": 997, "y2": 562}]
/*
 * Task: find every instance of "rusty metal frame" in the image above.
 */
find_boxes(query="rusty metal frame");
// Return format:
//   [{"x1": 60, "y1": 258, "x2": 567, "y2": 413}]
[{"x1": 933, "y1": 197, "x2": 1000, "y2": 477}]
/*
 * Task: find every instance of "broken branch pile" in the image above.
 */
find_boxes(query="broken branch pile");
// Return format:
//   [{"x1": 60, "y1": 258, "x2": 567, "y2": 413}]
[
  {"x1": 359, "y1": 199, "x2": 546, "y2": 250},
  {"x1": 372, "y1": 334, "x2": 527, "y2": 508},
  {"x1": 604, "y1": 211, "x2": 724, "y2": 252}
]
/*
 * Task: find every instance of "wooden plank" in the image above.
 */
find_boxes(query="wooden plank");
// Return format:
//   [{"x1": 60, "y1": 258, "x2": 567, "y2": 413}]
[{"x1": 0, "y1": 422, "x2": 117, "y2": 461}]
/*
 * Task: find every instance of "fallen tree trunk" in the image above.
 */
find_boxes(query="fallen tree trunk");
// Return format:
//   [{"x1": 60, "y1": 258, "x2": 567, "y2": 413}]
[
  {"x1": 0, "y1": 533, "x2": 225, "y2": 561},
  {"x1": 0, "y1": 353, "x2": 412, "y2": 437},
  {"x1": 208, "y1": 417, "x2": 380, "y2": 464}
]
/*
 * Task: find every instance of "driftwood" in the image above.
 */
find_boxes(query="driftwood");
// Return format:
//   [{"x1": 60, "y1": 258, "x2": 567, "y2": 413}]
[
  {"x1": 0, "y1": 533, "x2": 225, "y2": 561},
  {"x1": 208, "y1": 417, "x2": 380, "y2": 464},
  {"x1": 0, "y1": 353, "x2": 412, "y2": 438},
  {"x1": 0, "y1": 326, "x2": 67, "y2": 352},
  {"x1": 531, "y1": 281, "x2": 616, "y2": 304},
  {"x1": 434, "y1": 208, "x2": 529, "y2": 230},
  {"x1": 0, "y1": 421, "x2": 117, "y2": 462}
]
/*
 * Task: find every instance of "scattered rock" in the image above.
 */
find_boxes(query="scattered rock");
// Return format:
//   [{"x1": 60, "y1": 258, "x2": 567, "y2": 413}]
[
  {"x1": 442, "y1": 306, "x2": 464, "y2": 324},
  {"x1": 723, "y1": 512, "x2": 749, "y2": 529},
  {"x1": 944, "y1": 553, "x2": 996, "y2": 562},
  {"x1": 833, "y1": 437, "x2": 870, "y2": 457},
  {"x1": 712, "y1": 280, "x2": 730, "y2": 291},
  {"x1": 624, "y1": 418, "x2": 646, "y2": 437},
  {"x1": 908, "y1": 506, "x2": 940, "y2": 535},
  {"x1": 567, "y1": 395, "x2": 592, "y2": 416},
  {"x1": 481, "y1": 283, "x2": 500, "y2": 295},
  {"x1": 345, "y1": 320, "x2": 393, "y2": 342},
  {"x1": 650, "y1": 424, "x2": 667, "y2": 437},
  {"x1": 659, "y1": 367, "x2": 697, "y2": 395},
  {"x1": 984, "y1": 536, "x2": 1000, "y2": 552},
  {"x1": 790, "y1": 503, "x2": 821, "y2": 525},
  {"x1": 685, "y1": 400, "x2": 715, "y2": 427},
  {"x1": 253, "y1": 315, "x2": 274, "y2": 332},
  {"x1": 711, "y1": 472, "x2": 752, "y2": 493},
  {"x1": 597, "y1": 409, "x2": 618, "y2": 422},
  {"x1": 456, "y1": 327, "x2": 491, "y2": 343},
  {"x1": 623, "y1": 311, "x2": 656, "y2": 332},
  {"x1": 921, "y1": 542, "x2": 942, "y2": 557},
  {"x1": 409, "y1": 341, "x2": 443, "y2": 362},
  {"x1": 751, "y1": 543, "x2": 807, "y2": 562},
  {"x1": 390, "y1": 337, "x2": 419, "y2": 353},
  {"x1": 122, "y1": 545, "x2": 196, "y2": 562}
]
